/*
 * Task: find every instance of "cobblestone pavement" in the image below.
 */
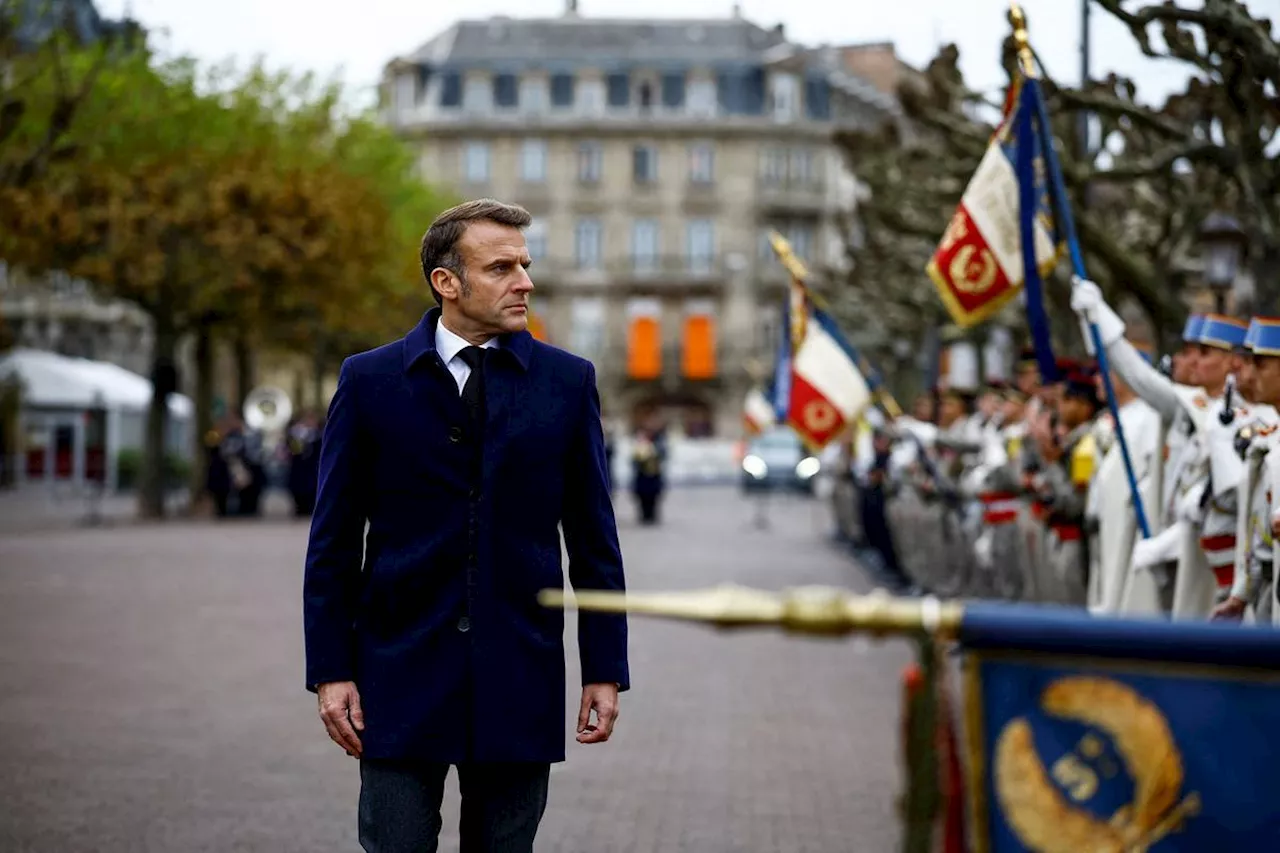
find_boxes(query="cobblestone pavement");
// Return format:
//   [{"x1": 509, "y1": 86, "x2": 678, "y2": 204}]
[{"x1": 0, "y1": 487, "x2": 912, "y2": 852}]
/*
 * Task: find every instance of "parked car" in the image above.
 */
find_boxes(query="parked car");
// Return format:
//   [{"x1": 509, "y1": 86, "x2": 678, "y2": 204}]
[{"x1": 740, "y1": 427, "x2": 820, "y2": 494}]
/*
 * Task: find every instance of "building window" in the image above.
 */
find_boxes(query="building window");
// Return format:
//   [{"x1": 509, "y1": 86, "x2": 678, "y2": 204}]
[
  {"x1": 661, "y1": 73, "x2": 685, "y2": 108},
  {"x1": 688, "y1": 143, "x2": 714, "y2": 184},
  {"x1": 633, "y1": 144, "x2": 658, "y2": 184},
  {"x1": 626, "y1": 299, "x2": 663, "y2": 380},
  {"x1": 759, "y1": 147, "x2": 787, "y2": 185},
  {"x1": 681, "y1": 300, "x2": 718, "y2": 380},
  {"x1": 569, "y1": 297, "x2": 606, "y2": 362},
  {"x1": 394, "y1": 72, "x2": 416, "y2": 112},
  {"x1": 519, "y1": 77, "x2": 548, "y2": 113},
  {"x1": 631, "y1": 219, "x2": 660, "y2": 273},
  {"x1": 578, "y1": 79, "x2": 605, "y2": 116},
  {"x1": 520, "y1": 139, "x2": 547, "y2": 183},
  {"x1": 638, "y1": 81, "x2": 654, "y2": 111},
  {"x1": 757, "y1": 227, "x2": 776, "y2": 263},
  {"x1": 686, "y1": 219, "x2": 715, "y2": 273},
  {"x1": 786, "y1": 222, "x2": 814, "y2": 262},
  {"x1": 550, "y1": 73, "x2": 574, "y2": 107},
  {"x1": 769, "y1": 72, "x2": 799, "y2": 122},
  {"x1": 526, "y1": 219, "x2": 548, "y2": 261},
  {"x1": 688, "y1": 79, "x2": 717, "y2": 117},
  {"x1": 577, "y1": 141, "x2": 602, "y2": 183},
  {"x1": 493, "y1": 73, "x2": 518, "y2": 109},
  {"x1": 789, "y1": 147, "x2": 816, "y2": 186},
  {"x1": 574, "y1": 218, "x2": 603, "y2": 270},
  {"x1": 607, "y1": 73, "x2": 630, "y2": 108},
  {"x1": 463, "y1": 76, "x2": 491, "y2": 113},
  {"x1": 462, "y1": 141, "x2": 489, "y2": 183},
  {"x1": 440, "y1": 72, "x2": 462, "y2": 107}
]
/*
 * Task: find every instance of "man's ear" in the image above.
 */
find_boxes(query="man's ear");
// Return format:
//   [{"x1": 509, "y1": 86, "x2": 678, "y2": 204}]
[{"x1": 431, "y1": 268, "x2": 459, "y2": 301}]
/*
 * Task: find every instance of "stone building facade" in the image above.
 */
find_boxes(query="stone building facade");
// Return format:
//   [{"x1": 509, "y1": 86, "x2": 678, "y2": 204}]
[{"x1": 382, "y1": 6, "x2": 898, "y2": 436}]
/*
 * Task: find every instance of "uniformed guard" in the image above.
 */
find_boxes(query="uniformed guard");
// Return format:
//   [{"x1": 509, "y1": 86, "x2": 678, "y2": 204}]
[
  {"x1": 1032, "y1": 366, "x2": 1102, "y2": 605},
  {"x1": 1085, "y1": 345, "x2": 1161, "y2": 615},
  {"x1": 1173, "y1": 315, "x2": 1250, "y2": 617},
  {"x1": 1069, "y1": 280, "x2": 1232, "y2": 617},
  {"x1": 1212, "y1": 318, "x2": 1280, "y2": 621}
]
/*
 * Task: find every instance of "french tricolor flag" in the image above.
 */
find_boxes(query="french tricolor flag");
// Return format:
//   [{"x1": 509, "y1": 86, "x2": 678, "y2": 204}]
[{"x1": 785, "y1": 293, "x2": 872, "y2": 449}]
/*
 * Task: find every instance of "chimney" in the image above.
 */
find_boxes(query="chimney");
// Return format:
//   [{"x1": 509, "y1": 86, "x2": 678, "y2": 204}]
[
  {"x1": 565, "y1": 0, "x2": 579, "y2": 16},
  {"x1": 731, "y1": 2, "x2": 741, "y2": 17},
  {"x1": 773, "y1": 23, "x2": 784, "y2": 38}
]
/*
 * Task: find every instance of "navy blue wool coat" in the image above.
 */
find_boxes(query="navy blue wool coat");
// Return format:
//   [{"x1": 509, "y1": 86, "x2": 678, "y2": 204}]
[{"x1": 303, "y1": 308, "x2": 630, "y2": 763}]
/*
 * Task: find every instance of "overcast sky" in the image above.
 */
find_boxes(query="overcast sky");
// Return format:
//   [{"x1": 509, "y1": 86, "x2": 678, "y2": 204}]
[{"x1": 95, "y1": 0, "x2": 1222, "y2": 108}]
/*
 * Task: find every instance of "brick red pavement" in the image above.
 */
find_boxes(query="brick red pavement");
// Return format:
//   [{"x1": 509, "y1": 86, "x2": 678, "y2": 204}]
[{"x1": 0, "y1": 487, "x2": 911, "y2": 852}]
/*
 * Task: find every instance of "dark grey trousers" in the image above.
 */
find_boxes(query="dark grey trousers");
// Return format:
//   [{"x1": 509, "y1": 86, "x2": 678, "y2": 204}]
[{"x1": 358, "y1": 761, "x2": 550, "y2": 853}]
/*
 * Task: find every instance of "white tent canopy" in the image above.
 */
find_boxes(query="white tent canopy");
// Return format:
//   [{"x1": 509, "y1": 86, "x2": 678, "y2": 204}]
[{"x1": 0, "y1": 348, "x2": 192, "y2": 417}]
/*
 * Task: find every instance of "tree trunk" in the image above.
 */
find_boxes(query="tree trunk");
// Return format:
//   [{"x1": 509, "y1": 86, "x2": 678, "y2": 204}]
[
  {"x1": 139, "y1": 314, "x2": 179, "y2": 519},
  {"x1": 234, "y1": 332, "x2": 256, "y2": 414},
  {"x1": 188, "y1": 321, "x2": 216, "y2": 510}
]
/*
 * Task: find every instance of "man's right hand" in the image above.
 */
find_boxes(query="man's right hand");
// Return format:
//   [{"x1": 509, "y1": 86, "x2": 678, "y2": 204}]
[{"x1": 317, "y1": 681, "x2": 364, "y2": 758}]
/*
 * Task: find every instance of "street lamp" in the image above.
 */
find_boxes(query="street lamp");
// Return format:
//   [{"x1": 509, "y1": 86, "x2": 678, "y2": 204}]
[{"x1": 1199, "y1": 212, "x2": 1248, "y2": 313}]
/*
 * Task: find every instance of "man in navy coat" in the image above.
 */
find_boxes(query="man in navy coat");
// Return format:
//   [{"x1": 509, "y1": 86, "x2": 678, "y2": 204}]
[{"x1": 303, "y1": 198, "x2": 630, "y2": 852}]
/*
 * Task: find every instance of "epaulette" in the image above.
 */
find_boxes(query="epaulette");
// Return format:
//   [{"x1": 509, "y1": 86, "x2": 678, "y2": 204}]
[
  {"x1": 1193, "y1": 395, "x2": 1208, "y2": 409},
  {"x1": 1258, "y1": 425, "x2": 1279, "y2": 438}
]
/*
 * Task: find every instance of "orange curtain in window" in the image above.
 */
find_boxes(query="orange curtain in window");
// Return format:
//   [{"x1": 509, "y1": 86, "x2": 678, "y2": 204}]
[
  {"x1": 682, "y1": 314, "x2": 717, "y2": 379},
  {"x1": 627, "y1": 316, "x2": 662, "y2": 379},
  {"x1": 527, "y1": 312, "x2": 548, "y2": 342}
]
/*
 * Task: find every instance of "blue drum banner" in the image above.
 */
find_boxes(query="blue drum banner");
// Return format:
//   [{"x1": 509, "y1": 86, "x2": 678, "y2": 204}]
[{"x1": 958, "y1": 603, "x2": 1280, "y2": 852}]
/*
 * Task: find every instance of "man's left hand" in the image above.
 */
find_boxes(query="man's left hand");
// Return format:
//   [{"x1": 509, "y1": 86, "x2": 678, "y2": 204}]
[{"x1": 576, "y1": 682, "x2": 619, "y2": 744}]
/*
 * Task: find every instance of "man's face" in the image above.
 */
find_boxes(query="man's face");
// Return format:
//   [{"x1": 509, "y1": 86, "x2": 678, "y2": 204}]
[
  {"x1": 1194, "y1": 345, "x2": 1234, "y2": 392},
  {"x1": 436, "y1": 220, "x2": 534, "y2": 336},
  {"x1": 939, "y1": 397, "x2": 964, "y2": 425},
  {"x1": 1000, "y1": 398, "x2": 1024, "y2": 423},
  {"x1": 1237, "y1": 354, "x2": 1258, "y2": 401},
  {"x1": 1058, "y1": 395, "x2": 1093, "y2": 429},
  {"x1": 1251, "y1": 355, "x2": 1280, "y2": 404},
  {"x1": 1172, "y1": 344, "x2": 1199, "y2": 384},
  {"x1": 978, "y1": 392, "x2": 1000, "y2": 417},
  {"x1": 1015, "y1": 366, "x2": 1039, "y2": 395}
]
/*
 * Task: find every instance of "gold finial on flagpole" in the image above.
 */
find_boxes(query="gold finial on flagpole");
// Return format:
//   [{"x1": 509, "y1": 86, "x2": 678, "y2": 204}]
[
  {"x1": 1008, "y1": 2, "x2": 1039, "y2": 79},
  {"x1": 768, "y1": 230, "x2": 809, "y2": 283}
]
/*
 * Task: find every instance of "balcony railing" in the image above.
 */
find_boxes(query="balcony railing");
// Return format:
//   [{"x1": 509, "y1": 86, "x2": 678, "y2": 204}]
[{"x1": 756, "y1": 178, "x2": 827, "y2": 212}]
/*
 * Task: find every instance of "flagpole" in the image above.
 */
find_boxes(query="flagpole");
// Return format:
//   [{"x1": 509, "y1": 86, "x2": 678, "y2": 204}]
[{"x1": 1008, "y1": 3, "x2": 1152, "y2": 540}]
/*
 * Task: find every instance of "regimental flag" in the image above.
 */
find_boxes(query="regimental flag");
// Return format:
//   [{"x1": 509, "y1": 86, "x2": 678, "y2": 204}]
[
  {"x1": 927, "y1": 77, "x2": 1063, "y2": 330},
  {"x1": 743, "y1": 388, "x2": 775, "y2": 436},
  {"x1": 786, "y1": 291, "x2": 872, "y2": 450},
  {"x1": 957, "y1": 604, "x2": 1280, "y2": 852}
]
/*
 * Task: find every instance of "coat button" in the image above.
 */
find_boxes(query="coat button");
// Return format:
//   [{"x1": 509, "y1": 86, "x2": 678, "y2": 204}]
[
  {"x1": 448, "y1": 426, "x2": 462, "y2": 443},
  {"x1": 456, "y1": 616, "x2": 471, "y2": 633}
]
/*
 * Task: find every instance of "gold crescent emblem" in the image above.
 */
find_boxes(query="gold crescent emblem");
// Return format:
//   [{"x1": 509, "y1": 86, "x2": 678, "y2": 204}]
[
  {"x1": 802, "y1": 399, "x2": 838, "y2": 434},
  {"x1": 949, "y1": 244, "x2": 1000, "y2": 294},
  {"x1": 940, "y1": 212, "x2": 969, "y2": 252},
  {"x1": 994, "y1": 675, "x2": 1201, "y2": 852}
]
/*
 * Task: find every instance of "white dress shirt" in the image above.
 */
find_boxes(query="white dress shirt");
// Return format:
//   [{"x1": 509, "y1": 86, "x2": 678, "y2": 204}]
[{"x1": 435, "y1": 320, "x2": 499, "y2": 394}]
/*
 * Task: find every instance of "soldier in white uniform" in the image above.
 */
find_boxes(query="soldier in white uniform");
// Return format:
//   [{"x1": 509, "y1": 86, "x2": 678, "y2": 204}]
[
  {"x1": 1085, "y1": 346, "x2": 1162, "y2": 615},
  {"x1": 1211, "y1": 318, "x2": 1280, "y2": 622},
  {"x1": 1069, "y1": 280, "x2": 1238, "y2": 619}
]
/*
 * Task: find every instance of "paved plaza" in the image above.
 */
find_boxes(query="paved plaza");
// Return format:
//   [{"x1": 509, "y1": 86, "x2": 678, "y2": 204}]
[{"x1": 0, "y1": 487, "x2": 912, "y2": 852}]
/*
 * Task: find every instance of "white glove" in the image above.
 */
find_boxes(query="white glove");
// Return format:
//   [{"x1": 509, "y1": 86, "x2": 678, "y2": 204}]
[
  {"x1": 1207, "y1": 421, "x2": 1245, "y2": 497},
  {"x1": 1131, "y1": 521, "x2": 1185, "y2": 569},
  {"x1": 1070, "y1": 276, "x2": 1126, "y2": 346},
  {"x1": 1177, "y1": 481, "x2": 1207, "y2": 523}
]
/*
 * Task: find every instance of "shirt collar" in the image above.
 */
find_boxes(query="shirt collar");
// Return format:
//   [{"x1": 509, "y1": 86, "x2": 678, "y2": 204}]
[{"x1": 435, "y1": 317, "x2": 499, "y2": 366}]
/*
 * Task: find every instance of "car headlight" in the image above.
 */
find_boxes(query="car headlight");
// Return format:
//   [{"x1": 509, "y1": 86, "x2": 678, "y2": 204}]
[
  {"x1": 795, "y1": 456, "x2": 820, "y2": 479},
  {"x1": 742, "y1": 454, "x2": 768, "y2": 479}
]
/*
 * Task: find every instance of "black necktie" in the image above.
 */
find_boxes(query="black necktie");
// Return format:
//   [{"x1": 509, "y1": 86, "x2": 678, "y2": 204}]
[{"x1": 458, "y1": 346, "x2": 489, "y2": 424}]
